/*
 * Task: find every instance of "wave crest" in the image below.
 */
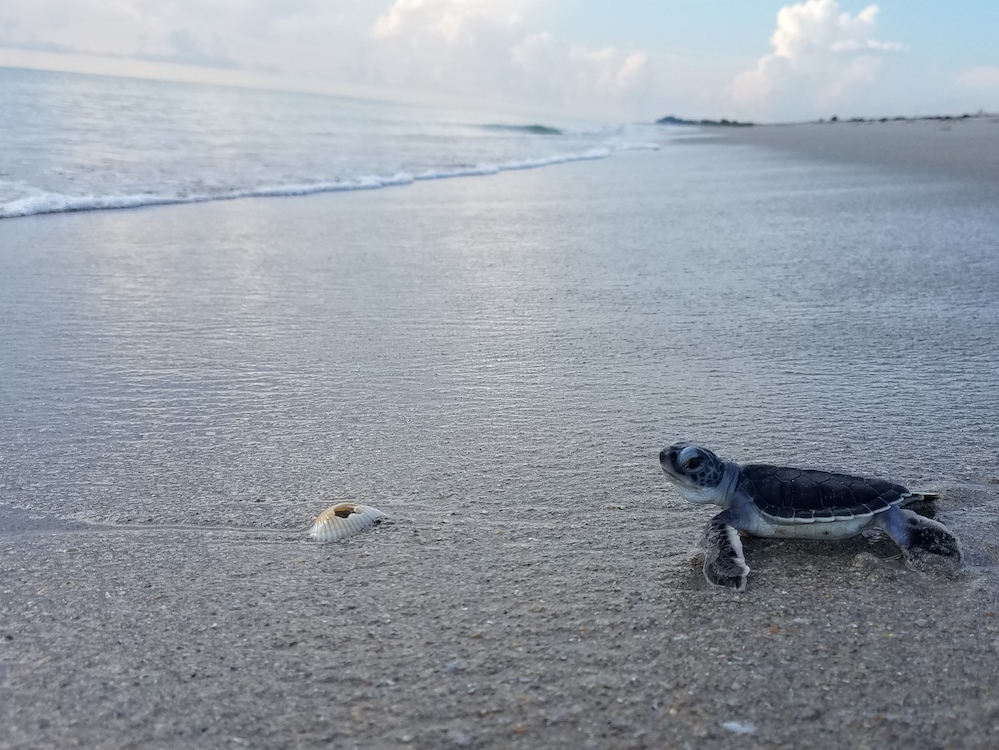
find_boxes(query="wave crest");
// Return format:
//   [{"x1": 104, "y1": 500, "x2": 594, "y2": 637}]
[{"x1": 0, "y1": 150, "x2": 612, "y2": 220}]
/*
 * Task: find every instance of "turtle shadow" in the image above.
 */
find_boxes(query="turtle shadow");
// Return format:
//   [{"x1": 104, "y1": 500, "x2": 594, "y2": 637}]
[
  {"x1": 745, "y1": 531, "x2": 980, "y2": 590},
  {"x1": 742, "y1": 534, "x2": 899, "y2": 567},
  {"x1": 676, "y1": 534, "x2": 918, "y2": 593}
]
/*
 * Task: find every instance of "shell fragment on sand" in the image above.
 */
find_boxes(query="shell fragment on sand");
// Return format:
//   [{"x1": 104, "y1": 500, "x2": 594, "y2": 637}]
[
  {"x1": 722, "y1": 721, "x2": 757, "y2": 735},
  {"x1": 309, "y1": 502, "x2": 387, "y2": 542}
]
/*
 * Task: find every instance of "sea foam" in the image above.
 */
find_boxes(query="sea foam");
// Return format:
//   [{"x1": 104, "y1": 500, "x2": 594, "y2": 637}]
[{"x1": 0, "y1": 149, "x2": 613, "y2": 220}]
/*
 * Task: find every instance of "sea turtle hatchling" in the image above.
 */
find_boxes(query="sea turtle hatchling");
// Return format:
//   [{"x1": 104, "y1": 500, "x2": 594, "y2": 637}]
[{"x1": 659, "y1": 442, "x2": 964, "y2": 591}]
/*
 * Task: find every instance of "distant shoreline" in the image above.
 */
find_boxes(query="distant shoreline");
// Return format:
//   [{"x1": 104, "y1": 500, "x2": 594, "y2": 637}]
[
  {"x1": 804, "y1": 112, "x2": 999, "y2": 125},
  {"x1": 657, "y1": 111, "x2": 999, "y2": 129},
  {"x1": 675, "y1": 113, "x2": 999, "y2": 186}
]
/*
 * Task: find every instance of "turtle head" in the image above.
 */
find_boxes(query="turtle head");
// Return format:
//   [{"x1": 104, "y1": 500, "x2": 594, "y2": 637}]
[{"x1": 659, "y1": 442, "x2": 731, "y2": 505}]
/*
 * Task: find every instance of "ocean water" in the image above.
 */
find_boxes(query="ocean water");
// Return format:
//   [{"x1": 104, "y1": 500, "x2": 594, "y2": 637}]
[
  {"x1": 0, "y1": 66, "x2": 661, "y2": 219},
  {"x1": 1, "y1": 67, "x2": 998, "y2": 567}
]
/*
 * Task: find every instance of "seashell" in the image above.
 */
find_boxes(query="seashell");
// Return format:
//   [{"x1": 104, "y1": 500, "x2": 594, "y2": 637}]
[{"x1": 309, "y1": 502, "x2": 387, "y2": 542}]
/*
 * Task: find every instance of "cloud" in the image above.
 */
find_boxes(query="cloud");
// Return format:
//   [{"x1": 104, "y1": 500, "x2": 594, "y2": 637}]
[
  {"x1": 0, "y1": 1, "x2": 351, "y2": 68},
  {"x1": 0, "y1": 0, "x2": 653, "y2": 116},
  {"x1": 730, "y1": 0, "x2": 900, "y2": 118},
  {"x1": 366, "y1": 0, "x2": 652, "y2": 115},
  {"x1": 129, "y1": 28, "x2": 236, "y2": 69},
  {"x1": 956, "y1": 66, "x2": 999, "y2": 92}
]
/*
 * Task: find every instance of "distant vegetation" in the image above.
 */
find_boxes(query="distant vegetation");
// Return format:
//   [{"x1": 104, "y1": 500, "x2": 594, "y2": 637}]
[
  {"x1": 818, "y1": 113, "x2": 990, "y2": 124},
  {"x1": 655, "y1": 115, "x2": 754, "y2": 127},
  {"x1": 657, "y1": 112, "x2": 994, "y2": 128}
]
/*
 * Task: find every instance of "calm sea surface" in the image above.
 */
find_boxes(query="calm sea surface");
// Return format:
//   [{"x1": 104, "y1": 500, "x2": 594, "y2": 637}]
[
  {"x1": 1, "y1": 69, "x2": 997, "y2": 550},
  {"x1": 0, "y1": 67, "x2": 659, "y2": 219}
]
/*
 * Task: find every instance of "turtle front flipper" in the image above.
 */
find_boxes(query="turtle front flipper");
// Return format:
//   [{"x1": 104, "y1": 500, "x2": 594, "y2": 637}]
[
  {"x1": 701, "y1": 513, "x2": 750, "y2": 591},
  {"x1": 878, "y1": 507, "x2": 964, "y2": 575}
]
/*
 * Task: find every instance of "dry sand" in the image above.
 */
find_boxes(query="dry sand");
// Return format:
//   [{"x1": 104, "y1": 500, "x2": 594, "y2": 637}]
[
  {"x1": 701, "y1": 116, "x2": 999, "y2": 186},
  {"x1": 3, "y1": 121, "x2": 999, "y2": 750}
]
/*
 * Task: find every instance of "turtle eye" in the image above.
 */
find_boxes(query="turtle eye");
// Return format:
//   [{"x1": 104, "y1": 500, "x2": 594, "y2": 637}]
[{"x1": 685, "y1": 457, "x2": 703, "y2": 472}]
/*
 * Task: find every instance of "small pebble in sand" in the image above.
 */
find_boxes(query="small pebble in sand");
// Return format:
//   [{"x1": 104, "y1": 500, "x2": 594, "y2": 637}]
[{"x1": 722, "y1": 721, "x2": 757, "y2": 734}]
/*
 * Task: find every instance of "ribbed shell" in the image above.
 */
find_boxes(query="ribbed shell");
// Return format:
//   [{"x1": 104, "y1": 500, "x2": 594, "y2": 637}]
[{"x1": 309, "y1": 502, "x2": 387, "y2": 542}]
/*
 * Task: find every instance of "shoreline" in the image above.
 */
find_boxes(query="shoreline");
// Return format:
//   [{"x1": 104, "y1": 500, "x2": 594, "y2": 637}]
[{"x1": 689, "y1": 115, "x2": 999, "y2": 184}]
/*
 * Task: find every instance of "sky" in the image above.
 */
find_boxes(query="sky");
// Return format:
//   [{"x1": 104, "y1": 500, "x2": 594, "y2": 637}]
[{"x1": 0, "y1": 0, "x2": 997, "y2": 122}]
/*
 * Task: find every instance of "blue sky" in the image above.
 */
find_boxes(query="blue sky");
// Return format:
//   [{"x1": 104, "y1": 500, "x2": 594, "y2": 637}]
[{"x1": 0, "y1": 0, "x2": 996, "y2": 122}]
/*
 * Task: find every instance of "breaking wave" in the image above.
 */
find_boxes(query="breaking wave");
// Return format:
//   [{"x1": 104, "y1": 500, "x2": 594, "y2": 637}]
[
  {"x1": 480, "y1": 123, "x2": 563, "y2": 136},
  {"x1": 0, "y1": 148, "x2": 612, "y2": 220}
]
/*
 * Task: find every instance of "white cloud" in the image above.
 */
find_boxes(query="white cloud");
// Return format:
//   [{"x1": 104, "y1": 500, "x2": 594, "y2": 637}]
[
  {"x1": 730, "y1": 0, "x2": 900, "y2": 119},
  {"x1": 0, "y1": 0, "x2": 357, "y2": 70},
  {"x1": 366, "y1": 0, "x2": 652, "y2": 116},
  {"x1": 1, "y1": 1, "x2": 995, "y2": 122},
  {"x1": 956, "y1": 66, "x2": 999, "y2": 92},
  {"x1": 0, "y1": 0, "x2": 653, "y2": 117}
]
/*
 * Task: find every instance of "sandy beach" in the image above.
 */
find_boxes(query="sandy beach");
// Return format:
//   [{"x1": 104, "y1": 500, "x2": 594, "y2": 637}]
[
  {"x1": 3, "y1": 120, "x2": 999, "y2": 750},
  {"x1": 703, "y1": 115, "x2": 999, "y2": 186}
]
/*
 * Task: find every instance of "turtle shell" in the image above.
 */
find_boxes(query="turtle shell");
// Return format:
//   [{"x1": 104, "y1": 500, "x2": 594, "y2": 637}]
[{"x1": 737, "y1": 464, "x2": 910, "y2": 522}]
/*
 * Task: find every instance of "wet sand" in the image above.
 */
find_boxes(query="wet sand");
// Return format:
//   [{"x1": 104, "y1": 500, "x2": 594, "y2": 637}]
[
  {"x1": 3, "y1": 130, "x2": 999, "y2": 749},
  {"x1": 3, "y1": 487, "x2": 998, "y2": 749}
]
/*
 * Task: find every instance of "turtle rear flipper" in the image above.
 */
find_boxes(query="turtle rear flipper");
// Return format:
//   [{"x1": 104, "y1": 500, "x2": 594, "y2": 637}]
[
  {"x1": 899, "y1": 492, "x2": 941, "y2": 519},
  {"x1": 878, "y1": 507, "x2": 963, "y2": 575},
  {"x1": 702, "y1": 514, "x2": 750, "y2": 591}
]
